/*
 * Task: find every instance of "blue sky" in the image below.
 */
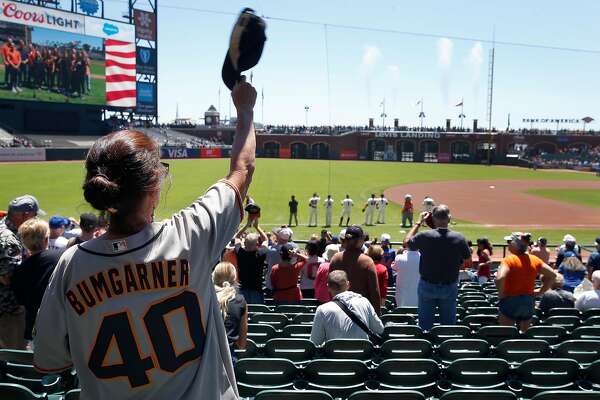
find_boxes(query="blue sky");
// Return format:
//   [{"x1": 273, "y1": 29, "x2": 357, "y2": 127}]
[
  {"x1": 106, "y1": 0, "x2": 600, "y2": 129},
  {"x1": 31, "y1": 27, "x2": 102, "y2": 49}
]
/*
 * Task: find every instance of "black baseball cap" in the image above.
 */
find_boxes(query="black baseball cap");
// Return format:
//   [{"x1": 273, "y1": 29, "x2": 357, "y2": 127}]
[
  {"x1": 222, "y1": 8, "x2": 267, "y2": 90},
  {"x1": 79, "y1": 213, "x2": 98, "y2": 231},
  {"x1": 345, "y1": 225, "x2": 365, "y2": 240},
  {"x1": 595, "y1": 237, "x2": 600, "y2": 245}
]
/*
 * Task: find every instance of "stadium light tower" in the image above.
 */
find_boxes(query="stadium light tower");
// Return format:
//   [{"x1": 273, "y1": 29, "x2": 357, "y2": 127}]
[
  {"x1": 304, "y1": 106, "x2": 310, "y2": 126},
  {"x1": 380, "y1": 98, "x2": 387, "y2": 129}
]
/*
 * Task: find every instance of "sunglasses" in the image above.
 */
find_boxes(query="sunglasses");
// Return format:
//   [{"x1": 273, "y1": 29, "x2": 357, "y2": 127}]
[{"x1": 161, "y1": 162, "x2": 170, "y2": 173}]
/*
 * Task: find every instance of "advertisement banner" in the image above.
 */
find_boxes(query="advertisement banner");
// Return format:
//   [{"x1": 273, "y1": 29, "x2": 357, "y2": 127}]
[
  {"x1": 136, "y1": 82, "x2": 156, "y2": 114},
  {"x1": 200, "y1": 148, "x2": 222, "y2": 158},
  {"x1": 279, "y1": 147, "x2": 291, "y2": 159},
  {"x1": 0, "y1": 0, "x2": 85, "y2": 34},
  {"x1": 84, "y1": 16, "x2": 135, "y2": 42},
  {"x1": 134, "y1": 9, "x2": 156, "y2": 40},
  {"x1": 438, "y1": 153, "x2": 451, "y2": 163},
  {"x1": 136, "y1": 46, "x2": 157, "y2": 75},
  {"x1": 340, "y1": 149, "x2": 358, "y2": 160},
  {"x1": 160, "y1": 147, "x2": 199, "y2": 159},
  {"x1": 0, "y1": 148, "x2": 45, "y2": 162}
]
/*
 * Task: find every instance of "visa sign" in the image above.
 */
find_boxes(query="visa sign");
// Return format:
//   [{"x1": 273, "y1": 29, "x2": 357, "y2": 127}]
[{"x1": 164, "y1": 148, "x2": 189, "y2": 159}]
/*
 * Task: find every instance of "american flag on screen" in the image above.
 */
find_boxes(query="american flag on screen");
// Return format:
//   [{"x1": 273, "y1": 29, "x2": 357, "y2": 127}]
[{"x1": 105, "y1": 39, "x2": 136, "y2": 108}]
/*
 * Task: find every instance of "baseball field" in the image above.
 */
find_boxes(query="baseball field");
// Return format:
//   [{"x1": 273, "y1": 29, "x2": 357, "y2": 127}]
[{"x1": 1, "y1": 159, "x2": 599, "y2": 245}]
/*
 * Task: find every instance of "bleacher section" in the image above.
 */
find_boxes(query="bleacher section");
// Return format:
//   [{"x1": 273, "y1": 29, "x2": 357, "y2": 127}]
[
  {"x1": 23, "y1": 135, "x2": 102, "y2": 148},
  {"x1": 0, "y1": 127, "x2": 15, "y2": 145},
  {"x1": 140, "y1": 128, "x2": 230, "y2": 148}
]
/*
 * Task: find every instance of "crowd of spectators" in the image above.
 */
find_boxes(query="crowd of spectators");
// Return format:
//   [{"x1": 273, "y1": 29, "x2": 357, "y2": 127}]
[
  {"x1": 0, "y1": 136, "x2": 33, "y2": 148},
  {"x1": 526, "y1": 145, "x2": 600, "y2": 170}
]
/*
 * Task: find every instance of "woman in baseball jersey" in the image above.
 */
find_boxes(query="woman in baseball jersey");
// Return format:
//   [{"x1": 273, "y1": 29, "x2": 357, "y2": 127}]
[{"x1": 33, "y1": 79, "x2": 257, "y2": 399}]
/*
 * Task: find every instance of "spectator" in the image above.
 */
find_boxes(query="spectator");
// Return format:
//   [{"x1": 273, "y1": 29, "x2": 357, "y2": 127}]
[
  {"x1": 330, "y1": 225, "x2": 381, "y2": 314},
  {"x1": 12, "y1": 218, "x2": 62, "y2": 342},
  {"x1": 270, "y1": 244, "x2": 308, "y2": 305},
  {"x1": 539, "y1": 273, "x2": 575, "y2": 316},
  {"x1": 366, "y1": 245, "x2": 388, "y2": 301},
  {"x1": 403, "y1": 205, "x2": 471, "y2": 331},
  {"x1": 530, "y1": 237, "x2": 550, "y2": 264},
  {"x1": 496, "y1": 232, "x2": 556, "y2": 331},
  {"x1": 0, "y1": 195, "x2": 43, "y2": 349},
  {"x1": 393, "y1": 240, "x2": 420, "y2": 307},
  {"x1": 380, "y1": 234, "x2": 396, "y2": 286},
  {"x1": 212, "y1": 262, "x2": 248, "y2": 361},
  {"x1": 48, "y1": 216, "x2": 69, "y2": 250},
  {"x1": 300, "y1": 240, "x2": 322, "y2": 299},
  {"x1": 475, "y1": 238, "x2": 493, "y2": 284},
  {"x1": 67, "y1": 213, "x2": 98, "y2": 247},
  {"x1": 575, "y1": 270, "x2": 600, "y2": 312},
  {"x1": 310, "y1": 270, "x2": 383, "y2": 346},
  {"x1": 587, "y1": 237, "x2": 600, "y2": 276},
  {"x1": 314, "y1": 244, "x2": 339, "y2": 304},
  {"x1": 558, "y1": 253, "x2": 587, "y2": 292},
  {"x1": 317, "y1": 229, "x2": 331, "y2": 255},
  {"x1": 556, "y1": 234, "x2": 581, "y2": 267},
  {"x1": 235, "y1": 231, "x2": 268, "y2": 304},
  {"x1": 265, "y1": 226, "x2": 298, "y2": 295}
]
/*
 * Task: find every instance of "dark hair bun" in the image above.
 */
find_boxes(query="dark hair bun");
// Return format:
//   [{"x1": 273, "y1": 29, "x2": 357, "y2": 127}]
[{"x1": 83, "y1": 174, "x2": 120, "y2": 211}]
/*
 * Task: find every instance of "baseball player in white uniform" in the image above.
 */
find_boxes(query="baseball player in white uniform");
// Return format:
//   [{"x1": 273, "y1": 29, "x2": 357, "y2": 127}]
[
  {"x1": 323, "y1": 195, "x2": 334, "y2": 227},
  {"x1": 362, "y1": 194, "x2": 377, "y2": 226},
  {"x1": 377, "y1": 193, "x2": 389, "y2": 224},
  {"x1": 308, "y1": 193, "x2": 320, "y2": 227},
  {"x1": 339, "y1": 195, "x2": 353, "y2": 226},
  {"x1": 33, "y1": 79, "x2": 258, "y2": 400}
]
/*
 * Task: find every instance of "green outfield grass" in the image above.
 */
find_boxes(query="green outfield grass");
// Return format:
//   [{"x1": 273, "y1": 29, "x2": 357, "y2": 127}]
[
  {"x1": 0, "y1": 159, "x2": 598, "y2": 244},
  {"x1": 526, "y1": 189, "x2": 600, "y2": 209}
]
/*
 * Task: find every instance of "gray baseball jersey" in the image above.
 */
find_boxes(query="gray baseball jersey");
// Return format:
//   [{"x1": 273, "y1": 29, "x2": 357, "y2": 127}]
[{"x1": 34, "y1": 181, "x2": 243, "y2": 400}]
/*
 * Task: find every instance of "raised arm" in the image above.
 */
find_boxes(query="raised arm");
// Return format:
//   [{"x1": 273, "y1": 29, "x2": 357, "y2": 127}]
[{"x1": 226, "y1": 77, "x2": 257, "y2": 199}]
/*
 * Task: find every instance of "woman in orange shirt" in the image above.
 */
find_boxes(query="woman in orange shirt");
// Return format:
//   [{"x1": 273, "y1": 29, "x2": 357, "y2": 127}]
[{"x1": 270, "y1": 244, "x2": 308, "y2": 305}]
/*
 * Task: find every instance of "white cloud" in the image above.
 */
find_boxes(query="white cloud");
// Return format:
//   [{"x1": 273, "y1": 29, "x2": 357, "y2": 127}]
[
  {"x1": 437, "y1": 38, "x2": 453, "y2": 67},
  {"x1": 361, "y1": 45, "x2": 382, "y2": 70},
  {"x1": 387, "y1": 64, "x2": 400, "y2": 81},
  {"x1": 466, "y1": 42, "x2": 484, "y2": 118}
]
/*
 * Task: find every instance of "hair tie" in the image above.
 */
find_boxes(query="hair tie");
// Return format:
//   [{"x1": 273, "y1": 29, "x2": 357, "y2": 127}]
[
  {"x1": 96, "y1": 173, "x2": 110, "y2": 180},
  {"x1": 222, "y1": 281, "x2": 231, "y2": 288}
]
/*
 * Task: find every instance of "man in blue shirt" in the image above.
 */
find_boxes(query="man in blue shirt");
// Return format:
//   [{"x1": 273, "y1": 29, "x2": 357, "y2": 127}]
[{"x1": 587, "y1": 237, "x2": 600, "y2": 277}]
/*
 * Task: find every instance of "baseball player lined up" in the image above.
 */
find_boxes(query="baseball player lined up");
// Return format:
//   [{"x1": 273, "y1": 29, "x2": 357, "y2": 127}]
[
  {"x1": 362, "y1": 194, "x2": 378, "y2": 226},
  {"x1": 377, "y1": 193, "x2": 389, "y2": 224},
  {"x1": 339, "y1": 194, "x2": 353, "y2": 227},
  {"x1": 33, "y1": 79, "x2": 258, "y2": 399},
  {"x1": 308, "y1": 193, "x2": 320, "y2": 227},
  {"x1": 323, "y1": 195, "x2": 334, "y2": 227}
]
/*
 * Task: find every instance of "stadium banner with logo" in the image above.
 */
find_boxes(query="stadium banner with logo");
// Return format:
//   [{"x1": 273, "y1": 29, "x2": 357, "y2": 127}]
[
  {"x1": 340, "y1": 149, "x2": 358, "y2": 160},
  {"x1": 0, "y1": 0, "x2": 85, "y2": 34},
  {"x1": 136, "y1": 46, "x2": 157, "y2": 75},
  {"x1": 134, "y1": 9, "x2": 156, "y2": 41},
  {"x1": 84, "y1": 16, "x2": 135, "y2": 42},
  {"x1": 438, "y1": 153, "x2": 451, "y2": 163},
  {"x1": 279, "y1": 147, "x2": 291, "y2": 159},
  {"x1": 200, "y1": 148, "x2": 222, "y2": 158},
  {"x1": 0, "y1": 148, "x2": 45, "y2": 162},
  {"x1": 136, "y1": 82, "x2": 157, "y2": 114},
  {"x1": 160, "y1": 147, "x2": 200, "y2": 159}
]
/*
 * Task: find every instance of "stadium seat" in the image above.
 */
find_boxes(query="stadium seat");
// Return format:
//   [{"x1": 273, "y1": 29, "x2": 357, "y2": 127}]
[
  {"x1": 428, "y1": 325, "x2": 472, "y2": 344},
  {"x1": 494, "y1": 339, "x2": 550, "y2": 364},
  {"x1": 347, "y1": 390, "x2": 426, "y2": 400},
  {"x1": 571, "y1": 326, "x2": 600, "y2": 341},
  {"x1": 322, "y1": 339, "x2": 375, "y2": 361},
  {"x1": 251, "y1": 313, "x2": 290, "y2": 330},
  {"x1": 462, "y1": 314, "x2": 498, "y2": 329},
  {"x1": 292, "y1": 313, "x2": 315, "y2": 325},
  {"x1": 583, "y1": 316, "x2": 600, "y2": 326},
  {"x1": 445, "y1": 358, "x2": 510, "y2": 391},
  {"x1": 437, "y1": 339, "x2": 490, "y2": 364},
  {"x1": 254, "y1": 389, "x2": 333, "y2": 400},
  {"x1": 547, "y1": 308, "x2": 581, "y2": 318},
  {"x1": 392, "y1": 307, "x2": 419, "y2": 316},
  {"x1": 381, "y1": 314, "x2": 416, "y2": 325},
  {"x1": 264, "y1": 339, "x2": 316, "y2": 364},
  {"x1": 543, "y1": 315, "x2": 581, "y2": 331},
  {"x1": 301, "y1": 299, "x2": 320, "y2": 307},
  {"x1": 553, "y1": 340, "x2": 600, "y2": 366},
  {"x1": 235, "y1": 339, "x2": 258, "y2": 359},
  {"x1": 234, "y1": 358, "x2": 298, "y2": 397},
  {"x1": 0, "y1": 350, "x2": 63, "y2": 394},
  {"x1": 531, "y1": 391, "x2": 600, "y2": 400},
  {"x1": 0, "y1": 383, "x2": 45, "y2": 400},
  {"x1": 248, "y1": 304, "x2": 272, "y2": 313},
  {"x1": 582, "y1": 308, "x2": 600, "y2": 320},
  {"x1": 302, "y1": 359, "x2": 369, "y2": 398},
  {"x1": 64, "y1": 389, "x2": 81, "y2": 400},
  {"x1": 466, "y1": 306, "x2": 498, "y2": 315},
  {"x1": 374, "y1": 359, "x2": 439, "y2": 397},
  {"x1": 248, "y1": 324, "x2": 278, "y2": 344},
  {"x1": 462, "y1": 299, "x2": 490, "y2": 309},
  {"x1": 383, "y1": 325, "x2": 422, "y2": 340},
  {"x1": 585, "y1": 359, "x2": 600, "y2": 391},
  {"x1": 439, "y1": 389, "x2": 517, "y2": 400},
  {"x1": 524, "y1": 326, "x2": 568, "y2": 345},
  {"x1": 380, "y1": 339, "x2": 433, "y2": 359},
  {"x1": 512, "y1": 358, "x2": 580, "y2": 398},
  {"x1": 275, "y1": 305, "x2": 313, "y2": 314},
  {"x1": 282, "y1": 324, "x2": 312, "y2": 339},
  {"x1": 477, "y1": 326, "x2": 519, "y2": 346}
]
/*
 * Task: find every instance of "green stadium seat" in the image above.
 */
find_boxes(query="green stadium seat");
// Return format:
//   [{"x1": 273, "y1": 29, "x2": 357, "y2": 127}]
[
  {"x1": 248, "y1": 304, "x2": 272, "y2": 313},
  {"x1": 64, "y1": 389, "x2": 81, "y2": 400},
  {"x1": 547, "y1": 308, "x2": 581, "y2": 318},
  {"x1": 264, "y1": 338, "x2": 316, "y2": 364},
  {"x1": 462, "y1": 299, "x2": 490, "y2": 309},
  {"x1": 462, "y1": 314, "x2": 497, "y2": 329},
  {"x1": 466, "y1": 306, "x2": 498, "y2": 315},
  {"x1": 0, "y1": 350, "x2": 63, "y2": 394},
  {"x1": 585, "y1": 359, "x2": 600, "y2": 391},
  {"x1": 381, "y1": 314, "x2": 416, "y2": 325},
  {"x1": 524, "y1": 326, "x2": 567, "y2": 345},
  {"x1": 382, "y1": 325, "x2": 422, "y2": 340},
  {"x1": 275, "y1": 305, "x2": 313, "y2": 314},
  {"x1": 477, "y1": 326, "x2": 519, "y2": 346},
  {"x1": 512, "y1": 358, "x2": 580, "y2": 398},
  {"x1": 322, "y1": 339, "x2": 375, "y2": 361},
  {"x1": 234, "y1": 358, "x2": 298, "y2": 397},
  {"x1": 282, "y1": 324, "x2": 312, "y2": 339},
  {"x1": 301, "y1": 299, "x2": 320, "y2": 307},
  {"x1": 347, "y1": 390, "x2": 426, "y2": 400},
  {"x1": 438, "y1": 339, "x2": 490, "y2": 364},
  {"x1": 380, "y1": 339, "x2": 432, "y2": 360},
  {"x1": 374, "y1": 359, "x2": 439, "y2": 397},
  {"x1": 255, "y1": 389, "x2": 333, "y2": 400},
  {"x1": 445, "y1": 358, "x2": 510, "y2": 391},
  {"x1": 531, "y1": 391, "x2": 600, "y2": 400},
  {"x1": 582, "y1": 308, "x2": 600, "y2": 320},
  {"x1": 303, "y1": 359, "x2": 369, "y2": 398},
  {"x1": 494, "y1": 339, "x2": 550, "y2": 365},
  {"x1": 392, "y1": 307, "x2": 418, "y2": 316},
  {"x1": 251, "y1": 313, "x2": 290, "y2": 330},
  {"x1": 571, "y1": 326, "x2": 600, "y2": 341},
  {"x1": 543, "y1": 316, "x2": 581, "y2": 331},
  {"x1": 553, "y1": 340, "x2": 600, "y2": 366},
  {"x1": 292, "y1": 313, "x2": 315, "y2": 325},
  {"x1": 584, "y1": 316, "x2": 600, "y2": 326},
  {"x1": 248, "y1": 324, "x2": 278, "y2": 344},
  {"x1": 439, "y1": 389, "x2": 517, "y2": 400},
  {"x1": 235, "y1": 338, "x2": 258, "y2": 359},
  {"x1": 0, "y1": 383, "x2": 45, "y2": 400},
  {"x1": 429, "y1": 325, "x2": 471, "y2": 344}
]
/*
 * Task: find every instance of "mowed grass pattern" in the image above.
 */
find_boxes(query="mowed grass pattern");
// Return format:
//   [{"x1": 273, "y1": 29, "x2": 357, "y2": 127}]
[
  {"x1": 0, "y1": 159, "x2": 599, "y2": 244},
  {"x1": 526, "y1": 189, "x2": 600, "y2": 209}
]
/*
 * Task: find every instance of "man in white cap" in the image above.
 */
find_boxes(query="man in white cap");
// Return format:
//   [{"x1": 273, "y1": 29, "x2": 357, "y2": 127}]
[
  {"x1": 0, "y1": 195, "x2": 44, "y2": 349},
  {"x1": 308, "y1": 193, "x2": 320, "y2": 227},
  {"x1": 556, "y1": 234, "x2": 581, "y2": 267},
  {"x1": 339, "y1": 194, "x2": 353, "y2": 227},
  {"x1": 323, "y1": 195, "x2": 334, "y2": 228},
  {"x1": 376, "y1": 193, "x2": 388, "y2": 224},
  {"x1": 265, "y1": 226, "x2": 298, "y2": 295}
]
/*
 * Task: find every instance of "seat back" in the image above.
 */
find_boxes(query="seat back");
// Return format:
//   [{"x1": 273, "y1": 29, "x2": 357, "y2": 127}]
[
  {"x1": 584, "y1": 315, "x2": 600, "y2": 326},
  {"x1": 543, "y1": 316, "x2": 581, "y2": 331},
  {"x1": 548, "y1": 308, "x2": 581, "y2": 318},
  {"x1": 264, "y1": 338, "x2": 316, "y2": 364},
  {"x1": 348, "y1": 390, "x2": 426, "y2": 400},
  {"x1": 282, "y1": 324, "x2": 312, "y2": 339},
  {"x1": 531, "y1": 391, "x2": 600, "y2": 399},
  {"x1": 383, "y1": 325, "x2": 422, "y2": 340},
  {"x1": 582, "y1": 308, "x2": 600, "y2": 320},
  {"x1": 392, "y1": 307, "x2": 418, "y2": 316},
  {"x1": 524, "y1": 326, "x2": 567, "y2": 345},
  {"x1": 381, "y1": 314, "x2": 416, "y2": 325},
  {"x1": 248, "y1": 324, "x2": 277, "y2": 344},
  {"x1": 322, "y1": 339, "x2": 375, "y2": 361},
  {"x1": 554, "y1": 340, "x2": 600, "y2": 365},
  {"x1": 495, "y1": 339, "x2": 550, "y2": 364},
  {"x1": 255, "y1": 389, "x2": 333, "y2": 400},
  {"x1": 446, "y1": 358, "x2": 510, "y2": 387},
  {"x1": 303, "y1": 359, "x2": 369, "y2": 397},
  {"x1": 438, "y1": 339, "x2": 489, "y2": 363},
  {"x1": 64, "y1": 389, "x2": 81, "y2": 400},
  {"x1": 251, "y1": 313, "x2": 290, "y2": 330},
  {"x1": 429, "y1": 325, "x2": 471, "y2": 344},
  {"x1": 248, "y1": 304, "x2": 272, "y2": 314},
  {"x1": 375, "y1": 359, "x2": 439, "y2": 387},
  {"x1": 380, "y1": 339, "x2": 432, "y2": 359},
  {"x1": 585, "y1": 359, "x2": 600, "y2": 385},
  {"x1": 439, "y1": 389, "x2": 517, "y2": 400},
  {"x1": 0, "y1": 384, "x2": 44, "y2": 400},
  {"x1": 477, "y1": 326, "x2": 519, "y2": 346},
  {"x1": 235, "y1": 339, "x2": 258, "y2": 359},
  {"x1": 275, "y1": 305, "x2": 313, "y2": 314},
  {"x1": 517, "y1": 358, "x2": 580, "y2": 386},
  {"x1": 462, "y1": 314, "x2": 497, "y2": 329},
  {"x1": 571, "y1": 326, "x2": 600, "y2": 341},
  {"x1": 234, "y1": 358, "x2": 297, "y2": 396},
  {"x1": 292, "y1": 313, "x2": 315, "y2": 325}
]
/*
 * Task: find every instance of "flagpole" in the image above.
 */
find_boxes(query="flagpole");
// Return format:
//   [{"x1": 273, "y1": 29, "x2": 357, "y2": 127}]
[
  {"x1": 261, "y1": 87, "x2": 264, "y2": 124},
  {"x1": 419, "y1": 99, "x2": 425, "y2": 131},
  {"x1": 460, "y1": 101, "x2": 464, "y2": 130}
]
